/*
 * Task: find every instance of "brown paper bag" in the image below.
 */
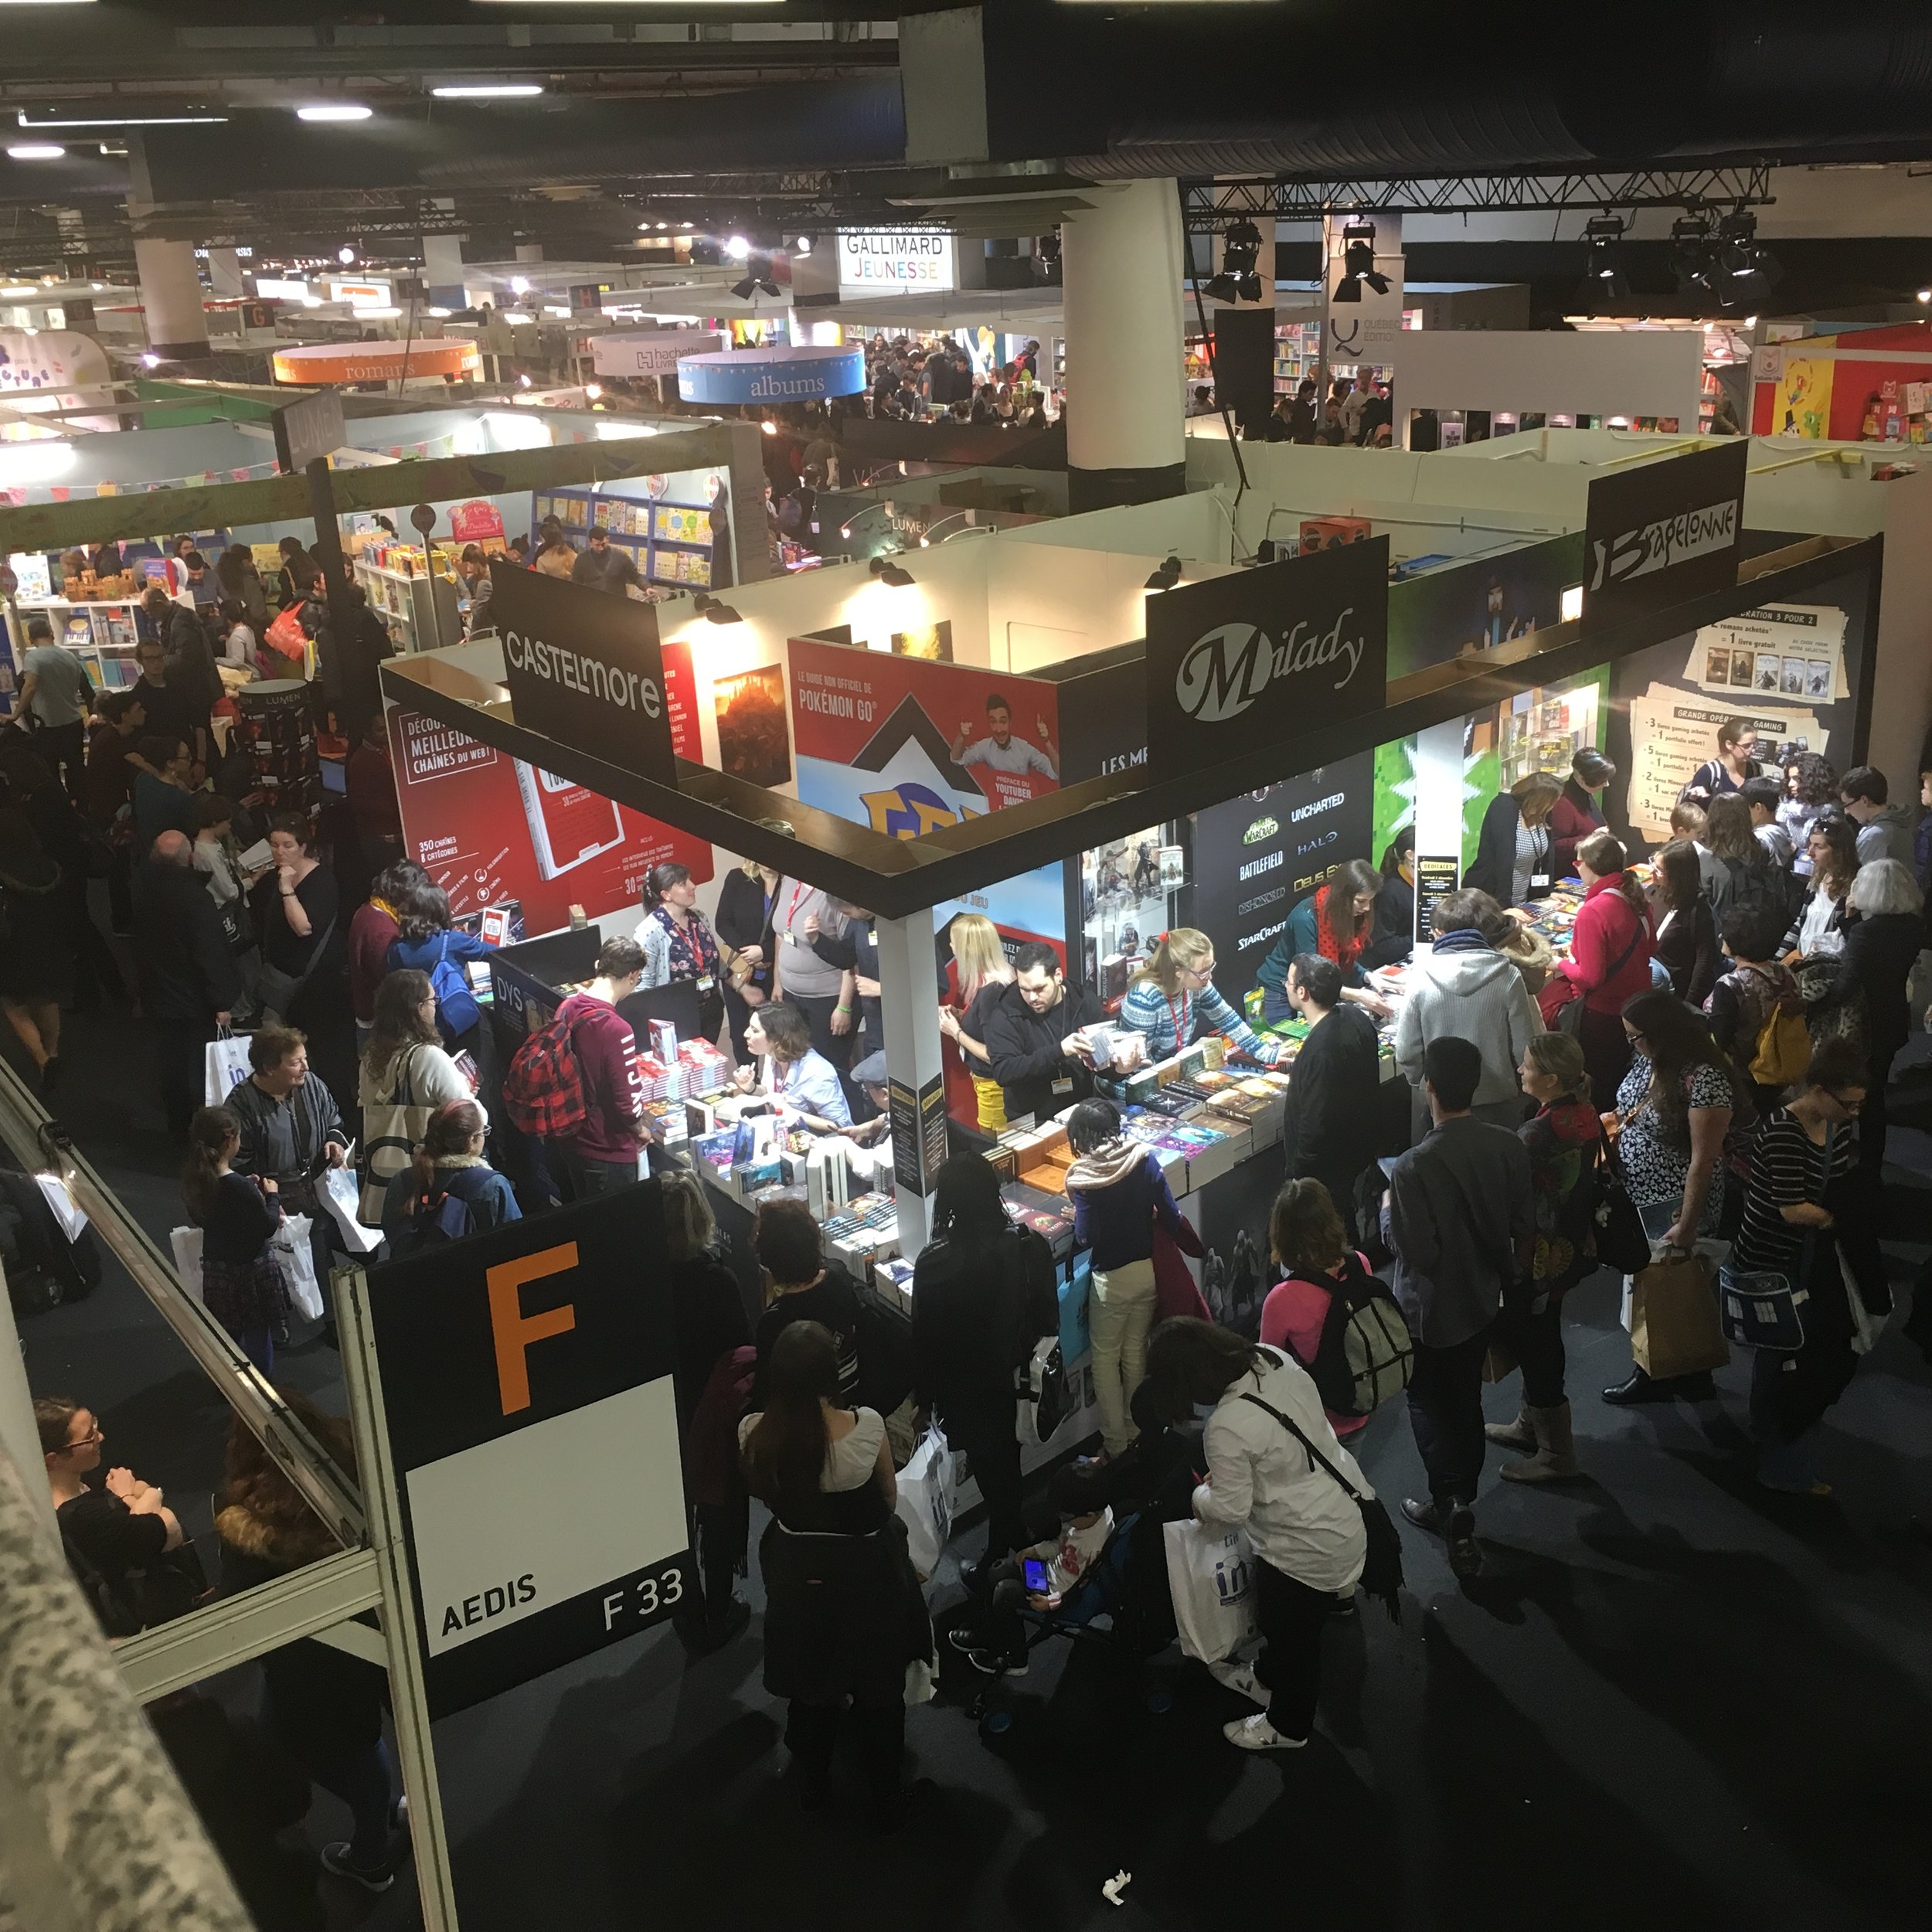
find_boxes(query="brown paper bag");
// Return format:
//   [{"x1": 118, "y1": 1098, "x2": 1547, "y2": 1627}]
[
  {"x1": 1629, "y1": 1250, "x2": 1729, "y2": 1379},
  {"x1": 1481, "y1": 1338, "x2": 1519, "y2": 1384}
]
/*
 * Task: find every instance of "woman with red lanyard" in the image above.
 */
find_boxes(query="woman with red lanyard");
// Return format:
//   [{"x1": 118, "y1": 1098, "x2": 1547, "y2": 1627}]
[
  {"x1": 1256, "y1": 858, "x2": 1393, "y2": 1025},
  {"x1": 634, "y1": 861, "x2": 731, "y2": 1046},
  {"x1": 1547, "y1": 829, "x2": 1655, "y2": 1108}
]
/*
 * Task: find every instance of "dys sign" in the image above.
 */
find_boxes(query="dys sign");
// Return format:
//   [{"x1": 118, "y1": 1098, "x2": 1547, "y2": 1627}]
[
  {"x1": 1146, "y1": 537, "x2": 1389, "y2": 787},
  {"x1": 491, "y1": 560, "x2": 677, "y2": 787},
  {"x1": 366, "y1": 1188, "x2": 690, "y2": 1717},
  {"x1": 1580, "y1": 440, "x2": 1749, "y2": 628}
]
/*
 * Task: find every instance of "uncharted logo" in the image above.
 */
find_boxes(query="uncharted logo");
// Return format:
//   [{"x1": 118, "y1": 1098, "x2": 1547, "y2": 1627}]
[
  {"x1": 1588, "y1": 498, "x2": 1739, "y2": 593},
  {"x1": 1173, "y1": 612, "x2": 1366, "y2": 724}
]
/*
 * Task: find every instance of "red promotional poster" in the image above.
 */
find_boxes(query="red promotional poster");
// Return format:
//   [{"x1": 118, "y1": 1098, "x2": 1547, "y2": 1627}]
[
  {"x1": 447, "y1": 498, "x2": 505, "y2": 543},
  {"x1": 660, "y1": 638, "x2": 699, "y2": 766},
  {"x1": 386, "y1": 705, "x2": 711, "y2": 932},
  {"x1": 785, "y1": 635, "x2": 1061, "y2": 827}
]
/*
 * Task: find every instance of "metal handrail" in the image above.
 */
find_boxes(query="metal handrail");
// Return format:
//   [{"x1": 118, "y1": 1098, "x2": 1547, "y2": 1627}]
[
  {"x1": 0, "y1": 1058, "x2": 366, "y2": 1549},
  {"x1": 0, "y1": 1441, "x2": 254, "y2": 1932}
]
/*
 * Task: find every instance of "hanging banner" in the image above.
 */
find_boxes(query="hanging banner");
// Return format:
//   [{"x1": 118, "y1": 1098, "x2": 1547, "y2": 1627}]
[
  {"x1": 1580, "y1": 440, "x2": 1749, "y2": 628},
  {"x1": 490, "y1": 561, "x2": 678, "y2": 787},
  {"x1": 366, "y1": 1187, "x2": 690, "y2": 1718},
  {"x1": 385, "y1": 661, "x2": 708, "y2": 936},
  {"x1": 590, "y1": 328, "x2": 726, "y2": 379},
  {"x1": 1145, "y1": 537, "x2": 1389, "y2": 790}
]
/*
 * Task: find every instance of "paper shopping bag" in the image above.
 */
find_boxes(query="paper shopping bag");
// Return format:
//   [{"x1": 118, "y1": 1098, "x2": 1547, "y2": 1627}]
[
  {"x1": 204, "y1": 1031, "x2": 255, "y2": 1107},
  {"x1": 168, "y1": 1226, "x2": 204, "y2": 1304},
  {"x1": 1629, "y1": 1250, "x2": 1729, "y2": 1379},
  {"x1": 893, "y1": 1424, "x2": 955, "y2": 1581},
  {"x1": 270, "y1": 1216, "x2": 325, "y2": 1325},
  {"x1": 321, "y1": 1162, "x2": 384, "y2": 1254},
  {"x1": 1162, "y1": 1519, "x2": 1257, "y2": 1665}
]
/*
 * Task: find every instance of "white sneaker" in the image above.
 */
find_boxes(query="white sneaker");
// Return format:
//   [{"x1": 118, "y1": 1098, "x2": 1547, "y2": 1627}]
[
  {"x1": 1207, "y1": 1658, "x2": 1266, "y2": 1706},
  {"x1": 1223, "y1": 1713, "x2": 1308, "y2": 1752}
]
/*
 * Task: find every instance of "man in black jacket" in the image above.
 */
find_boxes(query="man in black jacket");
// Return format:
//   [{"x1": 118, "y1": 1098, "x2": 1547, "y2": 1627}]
[
  {"x1": 134, "y1": 832, "x2": 243, "y2": 1138},
  {"x1": 1282, "y1": 952, "x2": 1383, "y2": 1239},
  {"x1": 983, "y1": 942, "x2": 1102, "y2": 1126}
]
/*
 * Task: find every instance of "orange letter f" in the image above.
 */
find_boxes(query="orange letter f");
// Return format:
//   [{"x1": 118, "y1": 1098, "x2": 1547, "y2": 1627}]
[{"x1": 488, "y1": 1243, "x2": 579, "y2": 1415}]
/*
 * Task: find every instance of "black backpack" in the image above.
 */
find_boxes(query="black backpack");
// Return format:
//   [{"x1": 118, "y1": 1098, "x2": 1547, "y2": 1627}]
[
  {"x1": 387, "y1": 1188, "x2": 474, "y2": 1260},
  {"x1": 1281, "y1": 1253, "x2": 1415, "y2": 1419},
  {"x1": 0, "y1": 1168, "x2": 101, "y2": 1311}
]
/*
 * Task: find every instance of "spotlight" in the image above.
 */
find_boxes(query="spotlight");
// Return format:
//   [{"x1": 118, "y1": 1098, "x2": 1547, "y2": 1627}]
[
  {"x1": 869, "y1": 555, "x2": 915, "y2": 587},
  {"x1": 1203, "y1": 219, "x2": 1264, "y2": 304},
  {"x1": 1920, "y1": 288, "x2": 1932, "y2": 304},
  {"x1": 510, "y1": 274, "x2": 531, "y2": 294},
  {"x1": 1332, "y1": 220, "x2": 1389, "y2": 304},
  {"x1": 792, "y1": 236, "x2": 812, "y2": 255},
  {"x1": 692, "y1": 592, "x2": 743, "y2": 624},
  {"x1": 730, "y1": 251, "x2": 781, "y2": 300},
  {"x1": 1713, "y1": 209, "x2": 1781, "y2": 309},
  {"x1": 723, "y1": 234, "x2": 750, "y2": 261},
  {"x1": 1670, "y1": 213, "x2": 1718, "y2": 301},
  {"x1": 1036, "y1": 229, "x2": 1061, "y2": 269},
  {"x1": 338, "y1": 244, "x2": 355, "y2": 265},
  {"x1": 760, "y1": 420, "x2": 777, "y2": 436},
  {"x1": 584, "y1": 383, "x2": 602, "y2": 400},
  {"x1": 1143, "y1": 555, "x2": 1182, "y2": 591},
  {"x1": 1580, "y1": 214, "x2": 1629, "y2": 304}
]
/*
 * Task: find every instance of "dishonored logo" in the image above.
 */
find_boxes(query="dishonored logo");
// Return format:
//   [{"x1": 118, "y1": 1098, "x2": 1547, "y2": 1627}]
[
  {"x1": 1587, "y1": 499, "x2": 1739, "y2": 593},
  {"x1": 1173, "y1": 612, "x2": 1366, "y2": 725}
]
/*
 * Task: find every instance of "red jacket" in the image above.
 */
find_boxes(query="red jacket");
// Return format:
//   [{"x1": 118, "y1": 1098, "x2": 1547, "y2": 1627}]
[
  {"x1": 347, "y1": 901, "x2": 399, "y2": 1026},
  {"x1": 557, "y1": 991, "x2": 645, "y2": 1162},
  {"x1": 1548, "y1": 781, "x2": 1604, "y2": 879},
  {"x1": 1560, "y1": 874, "x2": 1654, "y2": 1014}
]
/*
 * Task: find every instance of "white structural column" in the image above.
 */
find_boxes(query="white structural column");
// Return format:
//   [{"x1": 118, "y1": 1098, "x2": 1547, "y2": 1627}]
[
  {"x1": 422, "y1": 233, "x2": 464, "y2": 308},
  {"x1": 1410, "y1": 718, "x2": 1467, "y2": 953},
  {"x1": 1060, "y1": 176, "x2": 1187, "y2": 512},
  {"x1": 873, "y1": 907, "x2": 945, "y2": 1259},
  {"x1": 133, "y1": 236, "x2": 209, "y2": 360},
  {"x1": 205, "y1": 247, "x2": 244, "y2": 299}
]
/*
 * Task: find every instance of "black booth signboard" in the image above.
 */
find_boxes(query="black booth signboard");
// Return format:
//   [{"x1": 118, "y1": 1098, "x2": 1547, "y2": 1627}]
[
  {"x1": 490, "y1": 560, "x2": 679, "y2": 787},
  {"x1": 1580, "y1": 440, "x2": 1750, "y2": 628},
  {"x1": 367, "y1": 1185, "x2": 690, "y2": 1718},
  {"x1": 1145, "y1": 538, "x2": 1390, "y2": 790}
]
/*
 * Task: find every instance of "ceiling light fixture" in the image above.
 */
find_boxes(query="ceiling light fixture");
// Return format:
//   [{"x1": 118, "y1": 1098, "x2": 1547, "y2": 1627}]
[
  {"x1": 723, "y1": 235, "x2": 751, "y2": 261},
  {"x1": 1670, "y1": 212, "x2": 1718, "y2": 302},
  {"x1": 1202, "y1": 219, "x2": 1264, "y2": 304},
  {"x1": 431, "y1": 83, "x2": 544, "y2": 98},
  {"x1": 510, "y1": 274, "x2": 531, "y2": 294},
  {"x1": 1332, "y1": 220, "x2": 1389, "y2": 304},
  {"x1": 1919, "y1": 288, "x2": 1932, "y2": 304},
  {"x1": 18, "y1": 110, "x2": 226, "y2": 128},
  {"x1": 1712, "y1": 209, "x2": 1781, "y2": 309},
  {"x1": 692, "y1": 592, "x2": 743, "y2": 624},
  {"x1": 1580, "y1": 214, "x2": 1629, "y2": 304},
  {"x1": 6, "y1": 144, "x2": 66, "y2": 160},
  {"x1": 1143, "y1": 555, "x2": 1183, "y2": 592},
  {"x1": 297, "y1": 104, "x2": 372, "y2": 123},
  {"x1": 338, "y1": 245, "x2": 356, "y2": 264},
  {"x1": 793, "y1": 236, "x2": 812, "y2": 255}
]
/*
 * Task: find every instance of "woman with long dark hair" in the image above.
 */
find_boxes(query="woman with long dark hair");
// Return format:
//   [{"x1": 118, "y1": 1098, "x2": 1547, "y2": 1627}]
[
  {"x1": 911, "y1": 1155, "x2": 1056, "y2": 1566},
  {"x1": 183, "y1": 1104, "x2": 286, "y2": 1370},
  {"x1": 739, "y1": 1321, "x2": 931, "y2": 1821},
  {"x1": 359, "y1": 969, "x2": 472, "y2": 1219},
  {"x1": 1785, "y1": 814, "x2": 1859, "y2": 960},
  {"x1": 1702, "y1": 794, "x2": 1780, "y2": 928},
  {"x1": 1649, "y1": 838, "x2": 1719, "y2": 1006},
  {"x1": 1365, "y1": 825, "x2": 1416, "y2": 966},
  {"x1": 1778, "y1": 751, "x2": 1838, "y2": 876},
  {"x1": 1600, "y1": 988, "x2": 1736, "y2": 1406},
  {"x1": 275, "y1": 536, "x2": 321, "y2": 611},
  {"x1": 1258, "y1": 857, "x2": 1391, "y2": 1023},
  {"x1": 385, "y1": 880, "x2": 490, "y2": 1059},
  {"x1": 1553, "y1": 830, "x2": 1655, "y2": 1108},
  {"x1": 634, "y1": 859, "x2": 729, "y2": 1044}
]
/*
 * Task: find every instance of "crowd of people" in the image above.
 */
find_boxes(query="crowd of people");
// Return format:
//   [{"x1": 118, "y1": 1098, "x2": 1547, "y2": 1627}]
[{"x1": 1263, "y1": 369, "x2": 1396, "y2": 447}]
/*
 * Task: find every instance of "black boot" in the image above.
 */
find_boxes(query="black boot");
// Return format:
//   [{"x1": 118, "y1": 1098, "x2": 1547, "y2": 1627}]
[{"x1": 1603, "y1": 1366, "x2": 1668, "y2": 1404}]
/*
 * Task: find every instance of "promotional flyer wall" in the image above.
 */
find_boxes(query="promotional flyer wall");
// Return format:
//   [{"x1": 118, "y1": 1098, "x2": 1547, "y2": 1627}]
[
  {"x1": 387, "y1": 640, "x2": 709, "y2": 932},
  {"x1": 1188, "y1": 754, "x2": 1375, "y2": 997}
]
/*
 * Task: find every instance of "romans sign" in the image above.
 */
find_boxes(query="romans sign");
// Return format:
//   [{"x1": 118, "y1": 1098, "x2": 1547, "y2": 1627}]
[
  {"x1": 491, "y1": 560, "x2": 678, "y2": 787},
  {"x1": 1580, "y1": 440, "x2": 1749, "y2": 628},
  {"x1": 1145, "y1": 537, "x2": 1389, "y2": 789},
  {"x1": 366, "y1": 1186, "x2": 690, "y2": 1718}
]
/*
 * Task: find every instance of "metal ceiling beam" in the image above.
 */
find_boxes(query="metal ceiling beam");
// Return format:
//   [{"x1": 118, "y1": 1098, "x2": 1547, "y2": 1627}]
[{"x1": 1180, "y1": 166, "x2": 1777, "y2": 227}]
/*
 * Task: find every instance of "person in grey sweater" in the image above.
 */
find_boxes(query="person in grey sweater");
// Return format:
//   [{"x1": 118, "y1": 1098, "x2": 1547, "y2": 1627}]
[
  {"x1": 1392, "y1": 889, "x2": 1537, "y2": 1132},
  {"x1": 1380, "y1": 1035, "x2": 1533, "y2": 1580},
  {"x1": 1838, "y1": 766, "x2": 1917, "y2": 868}
]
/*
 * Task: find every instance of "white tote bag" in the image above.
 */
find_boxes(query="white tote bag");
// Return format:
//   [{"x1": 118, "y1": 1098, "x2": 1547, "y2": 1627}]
[
  {"x1": 321, "y1": 1163, "x2": 384, "y2": 1256},
  {"x1": 893, "y1": 1424, "x2": 955, "y2": 1582},
  {"x1": 168, "y1": 1226, "x2": 205, "y2": 1304},
  {"x1": 204, "y1": 1029, "x2": 256, "y2": 1108},
  {"x1": 270, "y1": 1215, "x2": 325, "y2": 1325},
  {"x1": 1162, "y1": 1518, "x2": 1259, "y2": 1665}
]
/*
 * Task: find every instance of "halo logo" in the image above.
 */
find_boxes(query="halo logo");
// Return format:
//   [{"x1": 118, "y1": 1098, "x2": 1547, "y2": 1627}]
[{"x1": 1173, "y1": 611, "x2": 1366, "y2": 724}]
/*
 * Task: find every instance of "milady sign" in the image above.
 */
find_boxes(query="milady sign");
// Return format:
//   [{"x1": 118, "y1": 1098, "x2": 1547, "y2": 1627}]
[{"x1": 1146, "y1": 537, "x2": 1390, "y2": 787}]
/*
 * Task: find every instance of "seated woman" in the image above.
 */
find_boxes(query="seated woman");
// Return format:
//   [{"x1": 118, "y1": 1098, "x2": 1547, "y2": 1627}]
[
  {"x1": 739, "y1": 1321, "x2": 931, "y2": 1821},
  {"x1": 1256, "y1": 859, "x2": 1391, "y2": 1024},
  {"x1": 732, "y1": 1000, "x2": 852, "y2": 1131}
]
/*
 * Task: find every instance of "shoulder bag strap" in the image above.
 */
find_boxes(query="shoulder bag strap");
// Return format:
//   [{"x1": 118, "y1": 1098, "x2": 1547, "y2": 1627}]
[
  {"x1": 1239, "y1": 1390, "x2": 1366, "y2": 1503},
  {"x1": 1597, "y1": 900, "x2": 1645, "y2": 988}
]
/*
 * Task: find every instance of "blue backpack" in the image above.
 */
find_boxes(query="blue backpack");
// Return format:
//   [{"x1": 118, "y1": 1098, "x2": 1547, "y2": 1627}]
[
  {"x1": 391, "y1": 1187, "x2": 474, "y2": 1258},
  {"x1": 428, "y1": 934, "x2": 481, "y2": 1039}
]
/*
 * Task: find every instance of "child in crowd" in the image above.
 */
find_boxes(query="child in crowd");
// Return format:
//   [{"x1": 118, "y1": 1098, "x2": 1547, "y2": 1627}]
[{"x1": 948, "y1": 1461, "x2": 1115, "y2": 1675}]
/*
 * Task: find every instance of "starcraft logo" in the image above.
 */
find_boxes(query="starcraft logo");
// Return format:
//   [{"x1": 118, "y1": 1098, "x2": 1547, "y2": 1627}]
[{"x1": 860, "y1": 782, "x2": 982, "y2": 840}]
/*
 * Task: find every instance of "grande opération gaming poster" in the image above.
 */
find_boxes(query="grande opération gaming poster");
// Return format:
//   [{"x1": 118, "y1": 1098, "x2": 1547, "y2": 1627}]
[
  {"x1": 785, "y1": 635, "x2": 1066, "y2": 1125},
  {"x1": 386, "y1": 638, "x2": 711, "y2": 932}
]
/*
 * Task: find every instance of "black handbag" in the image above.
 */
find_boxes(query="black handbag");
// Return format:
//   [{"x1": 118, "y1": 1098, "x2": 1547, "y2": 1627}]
[
  {"x1": 1592, "y1": 1128, "x2": 1653, "y2": 1275},
  {"x1": 1556, "y1": 912, "x2": 1646, "y2": 1036},
  {"x1": 1240, "y1": 1388, "x2": 1404, "y2": 1623}
]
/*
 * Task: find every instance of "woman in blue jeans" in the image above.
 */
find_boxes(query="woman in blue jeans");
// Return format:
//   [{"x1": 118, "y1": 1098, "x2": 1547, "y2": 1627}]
[{"x1": 216, "y1": 1396, "x2": 406, "y2": 1893}]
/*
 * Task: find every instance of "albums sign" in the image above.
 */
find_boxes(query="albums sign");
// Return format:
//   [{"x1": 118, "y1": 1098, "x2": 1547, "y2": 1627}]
[
  {"x1": 1580, "y1": 440, "x2": 1750, "y2": 628},
  {"x1": 491, "y1": 561, "x2": 677, "y2": 787},
  {"x1": 1146, "y1": 536, "x2": 1390, "y2": 787}
]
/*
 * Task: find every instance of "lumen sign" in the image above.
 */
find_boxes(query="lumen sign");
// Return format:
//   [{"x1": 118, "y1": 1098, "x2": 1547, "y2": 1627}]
[
  {"x1": 1145, "y1": 538, "x2": 1390, "y2": 788},
  {"x1": 836, "y1": 230, "x2": 957, "y2": 294}
]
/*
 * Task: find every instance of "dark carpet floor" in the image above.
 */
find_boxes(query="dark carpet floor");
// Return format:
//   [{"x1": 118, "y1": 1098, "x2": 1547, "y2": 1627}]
[{"x1": 13, "y1": 999, "x2": 1932, "y2": 1932}]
